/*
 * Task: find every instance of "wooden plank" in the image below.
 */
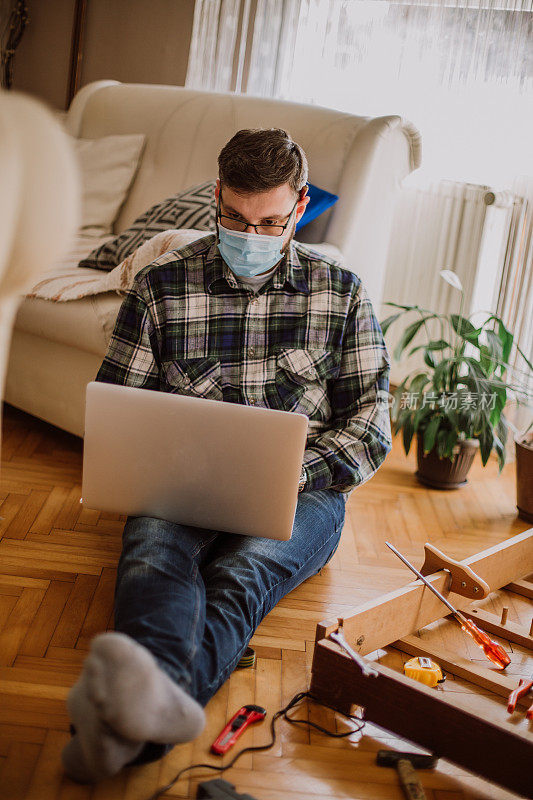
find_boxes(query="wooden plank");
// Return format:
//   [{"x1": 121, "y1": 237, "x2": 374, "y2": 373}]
[
  {"x1": 28, "y1": 485, "x2": 72, "y2": 535},
  {"x1": 18, "y1": 579, "x2": 74, "y2": 658},
  {"x1": 49, "y1": 573, "x2": 99, "y2": 649},
  {"x1": 462, "y1": 607, "x2": 533, "y2": 651},
  {"x1": 0, "y1": 588, "x2": 47, "y2": 667},
  {"x1": 52, "y1": 483, "x2": 84, "y2": 530},
  {"x1": 2, "y1": 490, "x2": 49, "y2": 540},
  {"x1": 316, "y1": 529, "x2": 533, "y2": 655},
  {"x1": 0, "y1": 575, "x2": 49, "y2": 591},
  {"x1": 0, "y1": 740, "x2": 41, "y2": 800},
  {"x1": 76, "y1": 566, "x2": 116, "y2": 648},
  {"x1": 0, "y1": 494, "x2": 28, "y2": 539},
  {"x1": 393, "y1": 634, "x2": 531, "y2": 708},
  {"x1": 0, "y1": 679, "x2": 67, "y2": 701},
  {"x1": 24, "y1": 729, "x2": 69, "y2": 800},
  {"x1": 310, "y1": 638, "x2": 533, "y2": 798},
  {"x1": 506, "y1": 579, "x2": 533, "y2": 599}
]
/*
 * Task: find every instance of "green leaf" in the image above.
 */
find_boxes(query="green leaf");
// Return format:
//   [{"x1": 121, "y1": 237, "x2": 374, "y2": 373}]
[
  {"x1": 444, "y1": 429, "x2": 458, "y2": 460},
  {"x1": 478, "y1": 420, "x2": 493, "y2": 466},
  {"x1": 393, "y1": 317, "x2": 431, "y2": 361},
  {"x1": 379, "y1": 313, "x2": 402, "y2": 336},
  {"x1": 461, "y1": 357, "x2": 489, "y2": 396},
  {"x1": 423, "y1": 415, "x2": 441, "y2": 453},
  {"x1": 479, "y1": 344, "x2": 495, "y2": 377},
  {"x1": 478, "y1": 314, "x2": 518, "y2": 368},
  {"x1": 516, "y1": 342, "x2": 533, "y2": 372},
  {"x1": 391, "y1": 406, "x2": 408, "y2": 435},
  {"x1": 450, "y1": 314, "x2": 481, "y2": 345},
  {"x1": 492, "y1": 429, "x2": 506, "y2": 471},
  {"x1": 485, "y1": 329, "x2": 504, "y2": 371},
  {"x1": 495, "y1": 417, "x2": 509, "y2": 472},
  {"x1": 413, "y1": 404, "x2": 435, "y2": 432},
  {"x1": 390, "y1": 376, "x2": 410, "y2": 421},
  {"x1": 497, "y1": 415, "x2": 508, "y2": 448},
  {"x1": 497, "y1": 318, "x2": 513, "y2": 364},
  {"x1": 489, "y1": 386, "x2": 507, "y2": 427},
  {"x1": 409, "y1": 373, "x2": 431, "y2": 394},
  {"x1": 409, "y1": 339, "x2": 450, "y2": 356},
  {"x1": 436, "y1": 428, "x2": 448, "y2": 458},
  {"x1": 445, "y1": 405, "x2": 460, "y2": 431},
  {"x1": 423, "y1": 348, "x2": 438, "y2": 369},
  {"x1": 382, "y1": 301, "x2": 418, "y2": 311},
  {"x1": 432, "y1": 357, "x2": 454, "y2": 392},
  {"x1": 402, "y1": 415, "x2": 415, "y2": 455},
  {"x1": 392, "y1": 402, "x2": 415, "y2": 435}
]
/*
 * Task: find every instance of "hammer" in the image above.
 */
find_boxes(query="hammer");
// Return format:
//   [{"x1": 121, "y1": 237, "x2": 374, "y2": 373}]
[{"x1": 377, "y1": 749, "x2": 437, "y2": 800}]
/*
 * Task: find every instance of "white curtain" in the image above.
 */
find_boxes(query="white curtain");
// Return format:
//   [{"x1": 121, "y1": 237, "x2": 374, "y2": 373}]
[
  {"x1": 186, "y1": 0, "x2": 245, "y2": 92},
  {"x1": 186, "y1": 0, "x2": 532, "y2": 190},
  {"x1": 186, "y1": 0, "x2": 301, "y2": 93}
]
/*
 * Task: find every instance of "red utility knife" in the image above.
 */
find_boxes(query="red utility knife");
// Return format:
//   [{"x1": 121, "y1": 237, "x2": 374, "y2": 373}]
[{"x1": 211, "y1": 704, "x2": 266, "y2": 755}]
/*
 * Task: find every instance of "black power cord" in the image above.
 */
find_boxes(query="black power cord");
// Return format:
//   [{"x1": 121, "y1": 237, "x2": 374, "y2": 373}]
[{"x1": 143, "y1": 690, "x2": 366, "y2": 800}]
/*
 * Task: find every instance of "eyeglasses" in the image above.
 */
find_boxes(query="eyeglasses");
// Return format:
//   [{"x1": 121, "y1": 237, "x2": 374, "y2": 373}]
[{"x1": 217, "y1": 191, "x2": 299, "y2": 237}]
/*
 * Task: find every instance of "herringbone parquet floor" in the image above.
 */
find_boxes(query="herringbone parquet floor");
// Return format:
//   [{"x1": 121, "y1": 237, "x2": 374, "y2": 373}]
[{"x1": 0, "y1": 401, "x2": 531, "y2": 800}]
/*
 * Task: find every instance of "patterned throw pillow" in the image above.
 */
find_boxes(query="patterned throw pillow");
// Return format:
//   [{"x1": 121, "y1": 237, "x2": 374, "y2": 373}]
[{"x1": 78, "y1": 180, "x2": 217, "y2": 271}]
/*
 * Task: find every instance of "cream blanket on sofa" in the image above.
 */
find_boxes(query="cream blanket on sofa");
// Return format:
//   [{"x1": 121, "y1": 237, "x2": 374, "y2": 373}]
[
  {"x1": 27, "y1": 229, "x2": 343, "y2": 302},
  {"x1": 26, "y1": 229, "x2": 207, "y2": 302}
]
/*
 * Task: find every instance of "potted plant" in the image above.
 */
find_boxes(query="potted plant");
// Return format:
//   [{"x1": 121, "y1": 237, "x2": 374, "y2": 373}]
[{"x1": 381, "y1": 270, "x2": 533, "y2": 491}]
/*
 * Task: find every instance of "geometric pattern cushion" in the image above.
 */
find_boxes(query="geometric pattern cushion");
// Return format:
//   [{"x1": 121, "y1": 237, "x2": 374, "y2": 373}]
[{"x1": 77, "y1": 179, "x2": 217, "y2": 271}]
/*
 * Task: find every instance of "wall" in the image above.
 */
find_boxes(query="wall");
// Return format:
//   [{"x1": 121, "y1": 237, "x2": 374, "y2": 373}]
[
  {"x1": 12, "y1": 0, "x2": 74, "y2": 109},
  {"x1": 12, "y1": 0, "x2": 196, "y2": 110}
]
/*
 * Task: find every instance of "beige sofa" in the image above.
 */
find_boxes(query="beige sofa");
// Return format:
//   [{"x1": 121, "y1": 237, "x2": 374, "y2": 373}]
[{"x1": 5, "y1": 80, "x2": 421, "y2": 438}]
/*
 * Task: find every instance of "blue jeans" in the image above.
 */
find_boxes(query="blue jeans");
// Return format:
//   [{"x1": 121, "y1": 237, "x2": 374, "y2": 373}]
[{"x1": 115, "y1": 489, "x2": 347, "y2": 767}]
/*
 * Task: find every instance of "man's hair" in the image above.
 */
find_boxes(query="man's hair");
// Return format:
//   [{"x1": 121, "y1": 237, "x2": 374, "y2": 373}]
[{"x1": 218, "y1": 128, "x2": 308, "y2": 196}]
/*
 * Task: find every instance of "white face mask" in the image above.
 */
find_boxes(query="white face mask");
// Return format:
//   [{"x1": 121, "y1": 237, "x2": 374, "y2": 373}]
[{"x1": 216, "y1": 222, "x2": 286, "y2": 277}]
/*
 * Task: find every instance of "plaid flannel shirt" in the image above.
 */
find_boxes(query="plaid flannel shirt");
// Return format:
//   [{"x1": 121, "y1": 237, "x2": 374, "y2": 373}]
[{"x1": 95, "y1": 233, "x2": 392, "y2": 499}]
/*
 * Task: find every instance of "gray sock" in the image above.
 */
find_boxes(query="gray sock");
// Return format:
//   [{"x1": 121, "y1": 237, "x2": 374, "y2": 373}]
[
  {"x1": 61, "y1": 680, "x2": 145, "y2": 784},
  {"x1": 61, "y1": 631, "x2": 205, "y2": 783}
]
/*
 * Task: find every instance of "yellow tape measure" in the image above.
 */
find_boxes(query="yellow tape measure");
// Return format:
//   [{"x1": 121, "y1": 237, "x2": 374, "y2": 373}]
[
  {"x1": 404, "y1": 656, "x2": 445, "y2": 687},
  {"x1": 237, "y1": 646, "x2": 256, "y2": 669}
]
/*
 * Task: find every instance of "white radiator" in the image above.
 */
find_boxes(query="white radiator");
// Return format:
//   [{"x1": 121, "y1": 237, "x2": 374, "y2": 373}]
[
  {"x1": 381, "y1": 178, "x2": 533, "y2": 459},
  {"x1": 382, "y1": 180, "x2": 530, "y2": 380}
]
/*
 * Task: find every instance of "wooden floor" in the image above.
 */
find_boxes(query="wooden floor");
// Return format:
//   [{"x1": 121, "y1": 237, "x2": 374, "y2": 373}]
[{"x1": 0, "y1": 401, "x2": 531, "y2": 800}]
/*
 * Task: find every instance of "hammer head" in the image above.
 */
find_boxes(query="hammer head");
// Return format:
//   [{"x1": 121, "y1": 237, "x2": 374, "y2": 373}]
[{"x1": 377, "y1": 749, "x2": 437, "y2": 770}]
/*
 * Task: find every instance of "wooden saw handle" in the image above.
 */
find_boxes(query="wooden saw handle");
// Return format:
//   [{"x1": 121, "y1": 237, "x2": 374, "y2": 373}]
[{"x1": 420, "y1": 543, "x2": 490, "y2": 599}]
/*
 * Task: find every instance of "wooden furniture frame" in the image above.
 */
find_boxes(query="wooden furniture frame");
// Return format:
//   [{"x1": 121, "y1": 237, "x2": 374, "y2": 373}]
[{"x1": 310, "y1": 529, "x2": 533, "y2": 797}]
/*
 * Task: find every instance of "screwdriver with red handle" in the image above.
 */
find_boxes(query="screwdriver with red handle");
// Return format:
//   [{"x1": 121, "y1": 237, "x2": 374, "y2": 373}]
[
  {"x1": 385, "y1": 542, "x2": 511, "y2": 670},
  {"x1": 507, "y1": 678, "x2": 533, "y2": 717}
]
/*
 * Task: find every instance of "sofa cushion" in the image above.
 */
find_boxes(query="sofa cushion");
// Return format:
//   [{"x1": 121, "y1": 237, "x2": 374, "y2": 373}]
[
  {"x1": 296, "y1": 183, "x2": 339, "y2": 231},
  {"x1": 72, "y1": 133, "x2": 146, "y2": 237},
  {"x1": 14, "y1": 286, "x2": 123, "y2": 357},
  {"x1": 78, "y1": 179, "x2": 217, "y2": 271}
]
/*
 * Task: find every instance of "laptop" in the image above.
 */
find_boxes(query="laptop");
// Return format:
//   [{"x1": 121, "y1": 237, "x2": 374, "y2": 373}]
[{"x1": 81, "y1": 381, "x2": 309, "y2": 541}]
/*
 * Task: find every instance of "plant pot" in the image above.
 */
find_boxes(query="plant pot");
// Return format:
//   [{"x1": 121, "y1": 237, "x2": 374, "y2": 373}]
[
  {"x1": 415, "y1": 433, "x2": 479, "y2": 489},
  {"x1": 515, "y1": 434, "x2": 533, "y2": 523}
]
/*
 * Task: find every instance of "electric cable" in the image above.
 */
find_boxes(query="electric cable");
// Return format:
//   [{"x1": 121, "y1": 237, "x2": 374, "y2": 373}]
[{"x1": 142, "y1": 690, "x2": 366, "y2": 800}]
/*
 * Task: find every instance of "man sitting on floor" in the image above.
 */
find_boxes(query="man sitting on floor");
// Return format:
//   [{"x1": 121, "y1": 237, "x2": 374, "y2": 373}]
[{"x1": 61, "y1": 127, "x2": 392, "y2": 783}]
